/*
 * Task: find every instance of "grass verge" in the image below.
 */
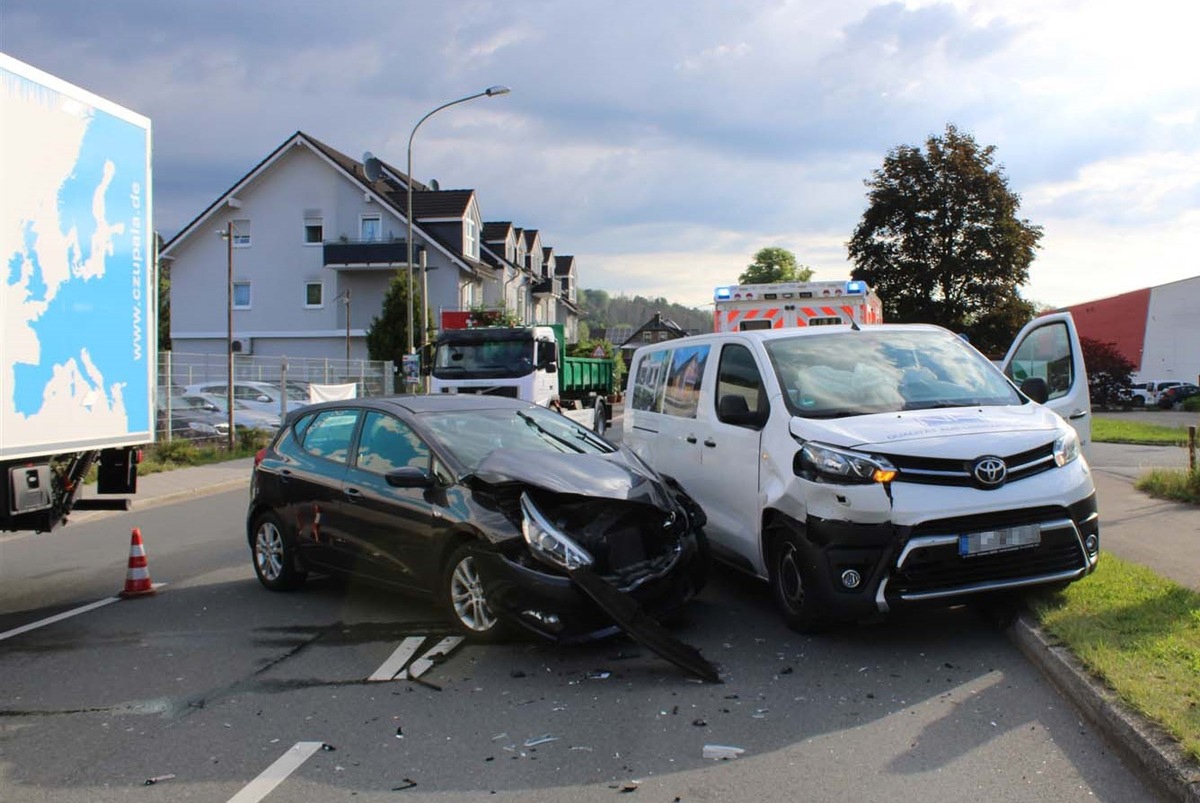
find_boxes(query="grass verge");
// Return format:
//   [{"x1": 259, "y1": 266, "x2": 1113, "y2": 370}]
[
  {"x1": 1092, "y1": 417, "x2": 1194, "y2": 446},
  {"x1": 1027, "y1": 555, "x2": 1200, "y2": 762}
]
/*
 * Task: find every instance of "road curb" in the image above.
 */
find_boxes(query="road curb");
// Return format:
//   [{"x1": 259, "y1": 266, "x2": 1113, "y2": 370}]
[
  {"x1": 128, "y1": 478, "x2": 249, "y2": 512},
  {"x1": 1009, "y1": 613, "x2": 1200, "y2": 802}
]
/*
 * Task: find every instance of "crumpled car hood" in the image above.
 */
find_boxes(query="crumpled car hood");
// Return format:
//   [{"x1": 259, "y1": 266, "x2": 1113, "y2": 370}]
[{"x1": 473, "y1": 446, "x2": 671, "y2": 507}]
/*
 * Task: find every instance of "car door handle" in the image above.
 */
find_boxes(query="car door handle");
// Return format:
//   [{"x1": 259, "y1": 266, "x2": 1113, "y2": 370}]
[
  {"x1": 344, "y1": 487, "x2": 363, "y2": 502},
  {"x1": 703, "y1": 438, "x2": 717, "y2": 448},
  {"x1": 686, "y1": 435, "x2": 697, "y2": 444},
  {"x1": 278, "y1": 469, "x2": 292, "y2": 483}
]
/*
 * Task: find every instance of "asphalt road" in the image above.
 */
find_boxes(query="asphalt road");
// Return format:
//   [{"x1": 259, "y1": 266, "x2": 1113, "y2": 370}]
[{"x1": 0, "y1": 485, "x2": 1156, "y2": 801}]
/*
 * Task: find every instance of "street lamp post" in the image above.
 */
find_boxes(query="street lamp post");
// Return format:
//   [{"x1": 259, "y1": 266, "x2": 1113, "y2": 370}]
[
  {"x1": 221, "y1": 221, "x2": 235, "y2": 451},
  {"x1": 339, "y1": 289, "x2": 351, "y2": 364},
  {"x1": 405, "y1": 85, "x2": 510, "y2": 389}
]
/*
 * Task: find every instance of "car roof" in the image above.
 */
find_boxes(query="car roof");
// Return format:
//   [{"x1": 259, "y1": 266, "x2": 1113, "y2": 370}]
[{"x1": 287, "y1": 393, "x2": 536, "y2": 419}]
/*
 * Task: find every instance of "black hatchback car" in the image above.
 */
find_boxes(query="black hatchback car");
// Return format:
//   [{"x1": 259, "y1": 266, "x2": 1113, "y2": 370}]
[{"x1": 247, "y1": 395, "x2": 709, "y2": 644}]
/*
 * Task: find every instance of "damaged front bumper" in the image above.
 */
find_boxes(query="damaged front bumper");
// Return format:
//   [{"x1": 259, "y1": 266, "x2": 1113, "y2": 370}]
[{"x1": 473, "y1": 533, "x2": 703, "y2": 644}]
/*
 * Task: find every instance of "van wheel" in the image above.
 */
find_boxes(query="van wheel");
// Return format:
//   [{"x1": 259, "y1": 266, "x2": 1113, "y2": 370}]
[
  {"x1": 251, "y1": 511, "x2": 307, "y2": 591},
  {"x1": 443, "y1": 544, "x2": 509, "y2": 642},
  {"x1": 593, "y1": 399, "x2": 607, "y2": 436},
  {"x1": 767, "y1": 523, "x2": 823, "y2": 632}
]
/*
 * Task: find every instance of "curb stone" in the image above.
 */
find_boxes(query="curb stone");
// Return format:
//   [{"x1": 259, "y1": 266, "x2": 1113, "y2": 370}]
[{"x1": 1009, "y1": 612, "x2": 1200, "y2": 803}]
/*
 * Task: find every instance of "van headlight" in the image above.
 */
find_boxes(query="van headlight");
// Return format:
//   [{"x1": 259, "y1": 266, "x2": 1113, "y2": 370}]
[
  {"x1": 520, "y1": 493, "x2": 593, "y2": 571},
  {"x1": 797, "y1": 442, "x2": 896, "y2": 484},
  {"x1": 1053, "y1": 428, "x2": 1081, "y2": 467}
]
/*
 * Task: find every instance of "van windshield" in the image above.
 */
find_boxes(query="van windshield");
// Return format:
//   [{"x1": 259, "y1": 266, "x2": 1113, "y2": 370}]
[{"x1": 764, "y1": 329, "x2": 1022, "y2": 418}]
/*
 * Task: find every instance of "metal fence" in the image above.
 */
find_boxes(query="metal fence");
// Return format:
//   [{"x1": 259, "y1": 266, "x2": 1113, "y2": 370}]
[{"x1": 155, "y1": 352, "x2": 396, "y2": 443}]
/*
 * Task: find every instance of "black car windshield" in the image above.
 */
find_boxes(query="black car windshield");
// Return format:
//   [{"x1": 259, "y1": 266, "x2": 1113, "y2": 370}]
[
  {"x1": 420, "y1": 405, "x2": 614, "y2": 472},
  {"x1": 765, "y1": 328, "x2": 1022, "y2": 418}
]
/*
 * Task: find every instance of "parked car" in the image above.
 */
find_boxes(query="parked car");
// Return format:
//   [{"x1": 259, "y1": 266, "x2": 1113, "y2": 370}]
[
  {"x1": 183, "y1": 380, "x2": 306, "y2": 415},
  {"x1": 1157, "y1": 383, "x2": 1200, "y2": 409},
  {"x1": 184, "y1": 393, "x2": 281, "y2": 432},
  {"x1": 246, "y1": 395, "x2": 710, "y2": 650},
  {"x1": 156, "y1": 393, "x2": 230, "y2": 441}
]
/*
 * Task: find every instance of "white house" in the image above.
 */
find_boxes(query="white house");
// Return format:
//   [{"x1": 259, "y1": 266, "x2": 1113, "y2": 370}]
[{"x1": 162, "y1": 131, "x2": 578, "y2": 361}]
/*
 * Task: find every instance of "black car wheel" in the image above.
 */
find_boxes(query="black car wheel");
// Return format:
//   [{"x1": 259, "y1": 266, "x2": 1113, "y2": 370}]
[
  {"x1": 251, "y1": 512, "x2": 307, "y2": 591},
  {"x1": 593, "y1": 400, "x2": 607, "y2": 436},
  {"x1": 767, "y1": 523, "x2": 823, "y2": 632},
  {"x1": 443, "y1": 544, "x2": 507, "y2": 641}
]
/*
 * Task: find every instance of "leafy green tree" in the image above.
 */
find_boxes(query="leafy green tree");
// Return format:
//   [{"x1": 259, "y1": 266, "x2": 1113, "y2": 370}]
[
  {"x1": 365, "y1": 273, "x2": 423, "y2": 367},
  {"x1": 156, "y1": 233, "x2": 170, "y2": 350},
  {"x1": 1081, "y1": 337, "x2": 1136, "y2": 409},
  {"x1": 965, "y1": 293, "x2": 1037, "y2": 359},
  {"x1": 739, "y1": 247, "x2": 813, "y2": 284},
  {"x1": 847, "y1": 124, "x2": 1043, "y2": 331}
]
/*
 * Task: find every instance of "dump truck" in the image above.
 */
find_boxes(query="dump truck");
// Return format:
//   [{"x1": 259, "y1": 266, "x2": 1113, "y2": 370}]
[
  {"x1": 1, "y1": 53, "x2": 155, "y2": 532},
  {"x1": 430, "y1": 315, "x2": 617, "y2": 434}
]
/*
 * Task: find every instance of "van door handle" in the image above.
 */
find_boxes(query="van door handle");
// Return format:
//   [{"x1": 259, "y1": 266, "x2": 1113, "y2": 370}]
[
  {"x1": 1068, "y1": 409, "x2": 1088, "y2": 420},
  {"x1": 686, "y1": 435, "x2": 697, "y2": 444},
  {"x1": 703, "y1": 438, "x2": 717, "y2": 448}
]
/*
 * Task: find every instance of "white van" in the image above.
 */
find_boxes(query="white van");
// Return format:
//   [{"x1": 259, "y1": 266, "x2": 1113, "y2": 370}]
[{"x1": 622, "y1": 313, "x2": 1098, "y2": 630}]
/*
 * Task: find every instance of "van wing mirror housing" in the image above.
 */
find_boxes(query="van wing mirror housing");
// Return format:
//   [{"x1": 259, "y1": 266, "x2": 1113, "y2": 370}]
[
  {"x1": 1020, "y1": 377, "x2": 1049, "y2": 404},
  {"x1": 718, "y1": 394, "x2": 768, "y2": 428}
]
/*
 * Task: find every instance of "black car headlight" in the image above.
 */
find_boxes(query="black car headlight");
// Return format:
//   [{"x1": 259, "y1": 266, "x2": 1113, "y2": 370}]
[
  {"x1": 797, "y1": 441, "x2": 897, "y2": 485},
  {"x1": 520, "y1": 493, "x2": 593, "y2": 571}
]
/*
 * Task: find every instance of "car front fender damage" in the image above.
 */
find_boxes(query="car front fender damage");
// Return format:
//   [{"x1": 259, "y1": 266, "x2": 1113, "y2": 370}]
[{"x1": 569, "y1": 565, "x2": 720, "y2": 683}]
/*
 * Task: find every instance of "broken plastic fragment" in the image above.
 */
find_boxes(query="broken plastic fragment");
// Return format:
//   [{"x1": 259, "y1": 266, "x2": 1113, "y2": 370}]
[
  {"x1": 144, "y1": 774, "x2": 176, "y2": 785},
  {"x1": 703, "y1": 744, "x2": 745, "y2": 760},
  {"x1": 588, "y1": 670, "x2": 611, "y2": 680},
  {"x1": 392, "y1": 778, "x2": 417, "y2": 791},
  {"x1": 524, "y1": 734, "x2": 558, "y2": 747}
]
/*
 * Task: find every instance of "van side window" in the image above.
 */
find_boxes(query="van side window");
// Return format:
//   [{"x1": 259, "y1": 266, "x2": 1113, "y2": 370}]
[
  {"x1": 715, "y1": 344, "x2": 766, "y2": 425},
  {"x1": 662, "y1": 345, "x2": 710, "y2": 418},
  {"x1": 1007, "y1": 321, "x2": 1074, "y2": 400},
  {"x1": 631, "y1": 349, "x2": 670, "y2": 413}
]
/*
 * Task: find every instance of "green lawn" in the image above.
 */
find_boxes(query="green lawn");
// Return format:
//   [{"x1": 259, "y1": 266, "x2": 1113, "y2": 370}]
[
  {"x1": 1027, "y1": 556, "x2": 1200, "y2": 762},
  {"x1": 1092, "y1": 416, "x2": 1194, "y2": 446}
]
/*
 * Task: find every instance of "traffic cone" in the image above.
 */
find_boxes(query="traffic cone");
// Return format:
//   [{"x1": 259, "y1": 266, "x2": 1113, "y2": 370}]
[{"x1": 119, "y1": 528, "x2": 156, "y2": 598}]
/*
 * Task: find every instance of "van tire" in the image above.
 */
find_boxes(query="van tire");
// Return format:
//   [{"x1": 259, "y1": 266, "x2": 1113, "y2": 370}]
[{"x1": 767, "y1": 523, "x2": 823, "y2": 632}]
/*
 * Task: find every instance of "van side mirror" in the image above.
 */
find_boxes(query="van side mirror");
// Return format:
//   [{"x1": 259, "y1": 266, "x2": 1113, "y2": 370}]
[
  {"x1": 1020, "y1": 377, "x2": 1049, "y2": 404},
  {"x1": 718, "y1": 394, "x2": 767, "y2": 429}
]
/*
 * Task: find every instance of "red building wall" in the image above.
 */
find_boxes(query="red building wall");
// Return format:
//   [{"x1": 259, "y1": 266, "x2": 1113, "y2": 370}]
[{"x1": 1065, "y1": 288, "x2": 1152, "y2": 372}]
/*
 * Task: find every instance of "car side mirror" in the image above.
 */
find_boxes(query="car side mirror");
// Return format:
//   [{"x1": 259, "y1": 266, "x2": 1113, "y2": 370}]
[
  {"x1": 385, "y1": 466, "x2": 435, "y2": 489},
  {"x1": 1020, "y1": 377, "x2": 1049, "y2": 404}
]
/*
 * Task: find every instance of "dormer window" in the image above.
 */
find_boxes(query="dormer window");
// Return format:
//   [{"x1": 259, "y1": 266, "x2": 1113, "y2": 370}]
[{"x1": 464, "y1": 217, "x2": 479, "y2": 260}]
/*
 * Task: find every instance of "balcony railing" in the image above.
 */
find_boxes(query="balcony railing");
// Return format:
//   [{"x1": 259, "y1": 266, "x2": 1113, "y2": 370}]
[
  {"x1": 530, "y1": 277, "x2": 555, "y2": 296},
  {"x1": 324, "y1": 239, "x2": 411, "y2": 268}
]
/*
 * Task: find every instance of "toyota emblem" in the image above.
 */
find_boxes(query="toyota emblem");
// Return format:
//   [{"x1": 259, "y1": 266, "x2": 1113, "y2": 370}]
[{"x1": 972, "y1": 456, "x2": 1008, "y2": 488}]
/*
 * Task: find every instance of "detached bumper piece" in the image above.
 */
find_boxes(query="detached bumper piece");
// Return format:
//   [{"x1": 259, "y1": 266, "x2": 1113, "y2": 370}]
[{"x1": 570, "y1": 566, "x2": 720, "y2": 683}]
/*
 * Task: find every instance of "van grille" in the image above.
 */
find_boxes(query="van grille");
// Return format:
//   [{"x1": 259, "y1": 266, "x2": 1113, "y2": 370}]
[
  {"x1": 879, "y1": 442, "x2": 1057, "y2": 488},
  {"x1": 889, "y1": 507, "x2": 1088, "y2": 598}
]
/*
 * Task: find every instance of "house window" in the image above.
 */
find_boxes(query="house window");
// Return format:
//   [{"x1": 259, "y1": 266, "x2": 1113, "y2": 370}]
[
  {"x1": 305, "y1": 282, "x2": 323, "y2": 308},
  {"x1": 304, "y1": 217, "x2": 324, "y2": 244},
  {"x1": 233, "y1": 282, "x2": 251, "y2": 309},
  {"x1": 360, "y1": 214, "x2": 381, "y2": 242},
  {"x1": 232, "y1": 219, "x2": 251, "y2": 247},
  {"x1": 464, "y1": 218, "x2": 479, "y2": 260},
  {"x1": 643, "y1": 331, "x2": 654, "y2": 342}
]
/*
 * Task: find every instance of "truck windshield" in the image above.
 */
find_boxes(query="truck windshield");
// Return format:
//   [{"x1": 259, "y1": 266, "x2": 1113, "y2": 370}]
[
  {"x1": 433, "y1": 338, "x2": 535, "y2": 379},
  {"x1": 765, "y1": 328, "x2": 1023, "y2": 418}
]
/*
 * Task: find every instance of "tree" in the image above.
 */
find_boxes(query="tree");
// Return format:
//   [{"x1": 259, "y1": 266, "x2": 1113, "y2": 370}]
[
  {"x1": 156, "y1": 233, "x2": 171, "y2": 351},
  {"x1": 847, "y1": 124, "x2": 1043, "y2": 332},
  {"x1": 1080, "y1": 337, "x2": 1136, "y2": 409},
  {"x1": 965, "y1": 293, "x2": 1038, "y2": 359},
  {"x1": 739, "y1": 247, "x2": 813, "y2": 284},
  {"x1": 365, "y1": 273, "x2": 423, "y2": 368}
]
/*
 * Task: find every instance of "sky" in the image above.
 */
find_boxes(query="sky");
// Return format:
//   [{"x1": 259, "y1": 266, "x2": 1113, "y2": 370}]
[{"x1": 3, "y1": 0, "x2": 1197, "y2": 311}]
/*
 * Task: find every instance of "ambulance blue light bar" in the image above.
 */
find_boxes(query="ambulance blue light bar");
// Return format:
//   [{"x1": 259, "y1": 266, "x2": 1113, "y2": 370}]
[
  {"x1": 845, "y1": 280, "x2": 866, "y2": 295},
  {"x1": 714, "y1": 286, "x2": 732, "y2": 300}
]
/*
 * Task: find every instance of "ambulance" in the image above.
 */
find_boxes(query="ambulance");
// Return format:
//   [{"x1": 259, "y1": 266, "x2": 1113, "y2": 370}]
[{"x1": 713, "y1": 280, "x2": 883, "y2": 332}]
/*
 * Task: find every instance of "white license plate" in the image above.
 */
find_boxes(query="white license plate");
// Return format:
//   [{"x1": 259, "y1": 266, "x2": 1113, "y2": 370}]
[{"x1": 958, "y1": 524, "x2": 1041, "y2": 556}]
